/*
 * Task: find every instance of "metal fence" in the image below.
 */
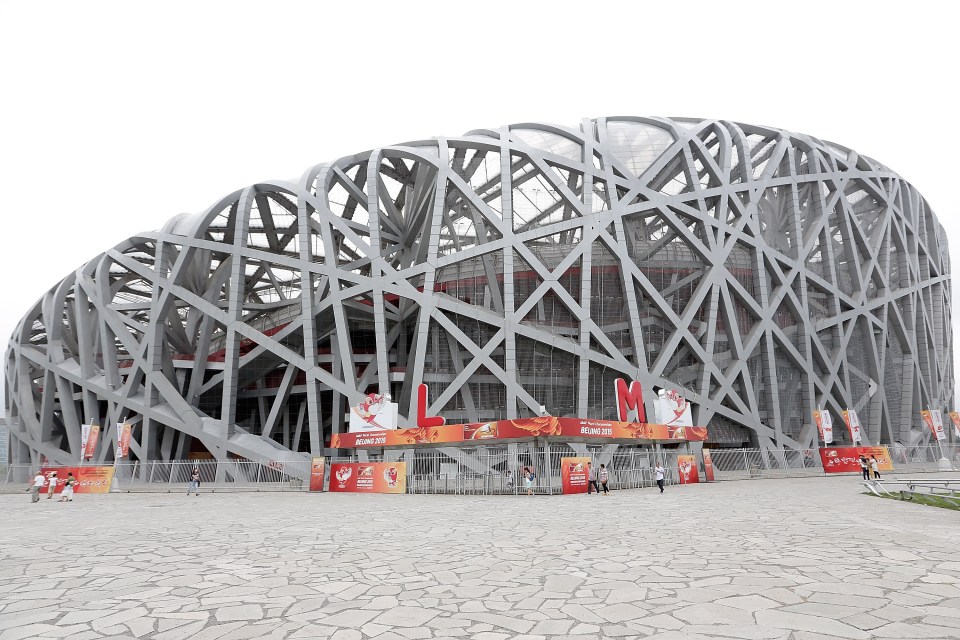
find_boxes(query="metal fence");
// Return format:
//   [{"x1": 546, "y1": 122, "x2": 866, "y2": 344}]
[{"x1": 2, "y1": 443, "x2": 956, "y2": 495}]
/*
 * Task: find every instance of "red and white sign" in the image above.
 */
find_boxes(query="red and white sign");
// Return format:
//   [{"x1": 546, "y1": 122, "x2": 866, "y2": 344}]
[
  {"x1": 309, "y1": 457, "x2": 325, "y2": 492},
  {"x1": 921, "y1": 410, "x2": 946, "y2": 441},
  {"x1": 949, "y1": 411, "x2": 960, "y2": 438},
  {"x1": 116, "y1": 423, "x2": 132, "y2": 458},
  {"x1": 841, "y1": 409, "x2": 862, "y2": 444},
  {"x1": 83, "y1": 425, "x2": 100, "y2": 460},
  {"x1": 813, "y1": 410, "x2": 834, "y2": 445},
  {"x1": 349, "y1": 393, "x2": 399, "y2": 432},
  {"x1": 560, "y1": 457, "x2": 591, "y2": 494},
  {"x1": 677, "y1": 455, "x2": 699, "y2": 484},
  {"x1": 702, "y1": 449, "x2": 715, "y2": 482},
  {"x1": 328, "y1": 462, "x2": 406, "y2": 493},
  {"x1": 658, "y1": 389, "x2": 693, "y2": 427},
  {"x1": 819, "y1": 446, "x2": 893, "y2": 473}
]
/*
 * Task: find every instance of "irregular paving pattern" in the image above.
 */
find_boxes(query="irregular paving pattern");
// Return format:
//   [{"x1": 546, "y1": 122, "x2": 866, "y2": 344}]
[{"x1": 2, "y1": 475, "x2": 960, "y2": 639}]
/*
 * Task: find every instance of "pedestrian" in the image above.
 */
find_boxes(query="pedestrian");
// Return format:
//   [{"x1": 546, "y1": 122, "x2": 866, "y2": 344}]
[
  {"x1": 870, "y1": 455, "x2": 881, "y2": 480},
  {"x1": 505, "y1": 469, "x2": 514, "y2": 493},
  {"x1": 46, "y1": 472, "x2": 58, "y2": 499},
  {"x1": 655, "y1": 462, "x2": 665, "y2": 493},
  {"x1": 599, "y1": 464, "x2": 610, "y2": 495},
  {"x1": 59, "y1": 473, "x2": 76, "y2": 502},
  {"x1": 587, "y1": 462, "x2": 600, "y2": 495},
  {"x1": 28, "y1": 471, "x2": 45, "y2": 503},
  {"x1": 858, "y1": 456, "x2": 870, "y2": 480},
  {"x1": 523, "y1": 466, "x2": 534, "y2": 496},
  {"x1": 187, "y1": 467, "x2": 201, "y2": 496}
]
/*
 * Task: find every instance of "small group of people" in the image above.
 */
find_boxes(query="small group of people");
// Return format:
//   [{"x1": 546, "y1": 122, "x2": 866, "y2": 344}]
[
  {"x1": 586, "y1": 462, "x2": 610, "y2": 495},
  {"x1": 503, "y1": 467, "x2": 538, "y2": 495},
  {"x1": 28, "y1": 471, "x2": 77, "y2": 502},
  {"x1": 859, "y1": 454, "x2": 881, "y2": 480}
]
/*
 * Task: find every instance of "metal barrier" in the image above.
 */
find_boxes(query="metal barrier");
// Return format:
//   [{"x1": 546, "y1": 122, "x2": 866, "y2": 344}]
[{"x1": 3, "y1": 443, "x2": 954, "y2": 495}]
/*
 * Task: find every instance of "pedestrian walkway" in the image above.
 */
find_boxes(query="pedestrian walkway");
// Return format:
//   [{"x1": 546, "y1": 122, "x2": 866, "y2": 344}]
[{"x1": 2, "y1": 475, "x2": 959, "y2": 639}]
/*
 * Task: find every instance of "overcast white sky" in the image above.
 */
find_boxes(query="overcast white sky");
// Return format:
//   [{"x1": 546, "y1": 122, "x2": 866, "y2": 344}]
[{"x1": 1, "y1": 0, "x2": 958, "y2": 409}]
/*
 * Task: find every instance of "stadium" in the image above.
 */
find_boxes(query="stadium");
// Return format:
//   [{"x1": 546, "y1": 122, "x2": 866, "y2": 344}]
[{"x1": 3, "y1": 116, "x2": 954, "y2": 470}]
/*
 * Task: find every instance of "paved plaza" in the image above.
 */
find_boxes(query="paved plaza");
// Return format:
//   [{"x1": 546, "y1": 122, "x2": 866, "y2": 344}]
[{"x1": 2, "y1": 475, "x2": 960, "y2": 640}]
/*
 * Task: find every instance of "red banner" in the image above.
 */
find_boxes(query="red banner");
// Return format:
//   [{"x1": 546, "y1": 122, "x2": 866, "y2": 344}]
[
  {"x1": 819, "y1": 446, "x2": 894, "y2": 473},
  {"x1": 702, "y1": 449, "x2": 715, "y2": 482},
  {"x1": 677, "y1": 455, "x2": 699, "y2": 484},
  {"x1": 331, "y1": 417, "x2": 708, "y2": 448},
  {"x1": 560, "y1": 457, "x2": 591, "y2": 494},
  {"x1": 40, "y1": 466, "x2": 115, "y2": 493},
  {"x1": 116, "y1": 423, "x2": 132, "y2": 458},
  {"x1": 83, "y1": 425, "x2": 100, "y2": 460},
  {"x1": 921, "y1": 410, "x2": 946, "y2": 441},
  {"x1": 949, "y1": 412, "x2": 960, "y2": 438},
  {"x1": 328, "y1": 462, "x2": 406, "y2": 493},
  {"x1": 309, "y1": 457, "x2": 325, "y2": 492}
]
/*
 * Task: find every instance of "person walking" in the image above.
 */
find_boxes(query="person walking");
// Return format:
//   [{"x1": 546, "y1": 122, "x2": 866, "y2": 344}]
[
  {"x1": 187, "y1": 467, "x2": 201, "y2": 496},
  {"x1": 28, "y1": 471, "x2": 45, "y2": 503},
  {"x1": 46, "y1": 472, "x2": 58, "y2": 499},
  {"x1": 858, "y1": 456, "x2": 870, "y2": 480},
  {"x1": 587, "y1": 462, "x2": 600, "y2": 495},
  {"x1": 870, "y1": 455, "x2": 881, "y2": 480},
  {"x1": 505, "y1": 469, "x2": 514, "y2": 493},
  {"x1": 598, "y1": 464, "x2": 610, "y2": 495},
  {"x1": 59, "y1": 473, "x2": 76, "y2": 502},
  {"x1": 523, "y1": 466, "x2": 534, "y2": 496},
  {"x1": 655, "y1": 462, "x2": 665, "y2": 493}
]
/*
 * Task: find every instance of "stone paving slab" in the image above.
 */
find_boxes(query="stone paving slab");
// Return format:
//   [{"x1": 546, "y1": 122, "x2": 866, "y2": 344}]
[{"x1": 2, "y1": 475, "x2": 960, "y2": 639}]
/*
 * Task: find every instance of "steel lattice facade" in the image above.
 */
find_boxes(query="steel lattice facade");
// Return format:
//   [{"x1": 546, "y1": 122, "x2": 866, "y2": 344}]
[{"x1": 4, "y1": 117, "x2": 954, "y2": 466}]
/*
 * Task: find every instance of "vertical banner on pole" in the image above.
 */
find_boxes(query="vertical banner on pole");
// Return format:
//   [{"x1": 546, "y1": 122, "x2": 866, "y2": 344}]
[
  {"x1": 560, "y1": 457, "x2": 591, "y2": 494},
  {"x1": 813, "y1": 410, "x2": 834, "y2": 444},
  {"x1": 116, "y1": 423, "x2": 132, "y2": 458},
  {"x1": 80, "y1": 424, "x2": 91, "y2": 461},
  {"x1": 309, "y1": 457, "x2": 326, "y2": 492},
  {"x1": 83, "y1": 425, "x2": 100, "y2": 461},
  {"x1": 921, "y1": 410, "x2": 946, "y2": 441},
  {"x1": 948, "y1": 411, "x2": 960, "y2": 438},
  {"x1": 841, "y1": 410, "x2": 862, "y2": 444},
  {"x1": 702, "y1": 449, "x2": 715, "y2": 482}
]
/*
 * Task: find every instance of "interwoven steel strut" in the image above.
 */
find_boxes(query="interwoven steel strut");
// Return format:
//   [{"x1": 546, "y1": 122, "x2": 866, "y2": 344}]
[{"x1": 4, "y1": 117, "x2": 953, "y2": 465}]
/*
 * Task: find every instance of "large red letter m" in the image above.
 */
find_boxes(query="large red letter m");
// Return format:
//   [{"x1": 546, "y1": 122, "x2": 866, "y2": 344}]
[{"x1": 615, "y1": 378, "x2": 646, "y2": 422}]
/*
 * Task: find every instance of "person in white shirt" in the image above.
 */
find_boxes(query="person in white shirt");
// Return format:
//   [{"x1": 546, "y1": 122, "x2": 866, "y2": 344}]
[
  {"x1": 29, "y1": 472, "x2": 45, "y2": 503},
  {"x1": 46, "y1": 472, "x2": 58, "y2": 499},
  {"x1": 655, "y1": 463, "x2": 665, "y2": 493}
]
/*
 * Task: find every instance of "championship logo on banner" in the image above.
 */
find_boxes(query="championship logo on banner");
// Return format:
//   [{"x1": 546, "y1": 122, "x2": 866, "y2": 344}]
[
  {"x1": 841, "y1": 410, "x2": 862, "y2": 444},
  {"x1": 920, "y1": 410, "x2": 946, "y2": 441},
  {"x1": 349, "y1": 393, "x2": 399, "y2": 433},
  {"x1": 116, "y1": 423, "x2": 132, "y2": 458},
  {"x1": 658, "y1": 389, "x2": 693, "y2": 427},
  {"x1": 813, "y1": 410, "x2": 834, "y2": 444},
  {"x1": 83, "y1": 425, "x2": 100, "y2": 460},
  {"x1": 40, "y1": 466, "x2": 115, "y2": 493},
  {"x1": 677, "y1": 455, "x2": 699, "y2": 484},
  {"x1": 819, "y1": 446, "x2": 893, "y2": 473},
  {"x1": 309, "y1": 457, "x2": 326, "y2": 492},
  {"x1": 949, "y1": 411, "x2": 960, "y2": 438},
  {"x1": 328, "y1": 462, "x2": 406, "y2": 493},
  {"x1": 702, "y1": 449, "x2": 715, "y2": 482},
  {"x1": 560, "y1": 457, "x2": 591, "y2": 494}
]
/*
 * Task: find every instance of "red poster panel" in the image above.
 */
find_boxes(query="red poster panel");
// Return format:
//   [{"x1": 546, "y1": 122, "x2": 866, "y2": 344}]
[
  {"x1": 116, "y1": 423, "x2": 132, "y2": 458},
  {"x1": 677, "y1": 455, "x2": 699, "y2": 484},
  {"x1": 819, "y1": 446, "x2": 894, "y2": 473},
  {"x1": 328, "y1": 462, "x2": 406, "y2": 493},
  {"x1": 309, "y1": 457, "x2": 325, "y2": 492},
  {"x1": 560, "y1": 457, "x2": 591, "y2": 494},
  {"x1": 83, "y1": 425, "x2": 100, "y2": 460},
  {"x1": 702, "y1": 449, "x2": 715, "y2": 482},
  {"x1": 40, "y1": 466, "x2": 115, "y2": 493},
  {"x1": 331, "y1": 425, "x2": 465, "y2": 448}
]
